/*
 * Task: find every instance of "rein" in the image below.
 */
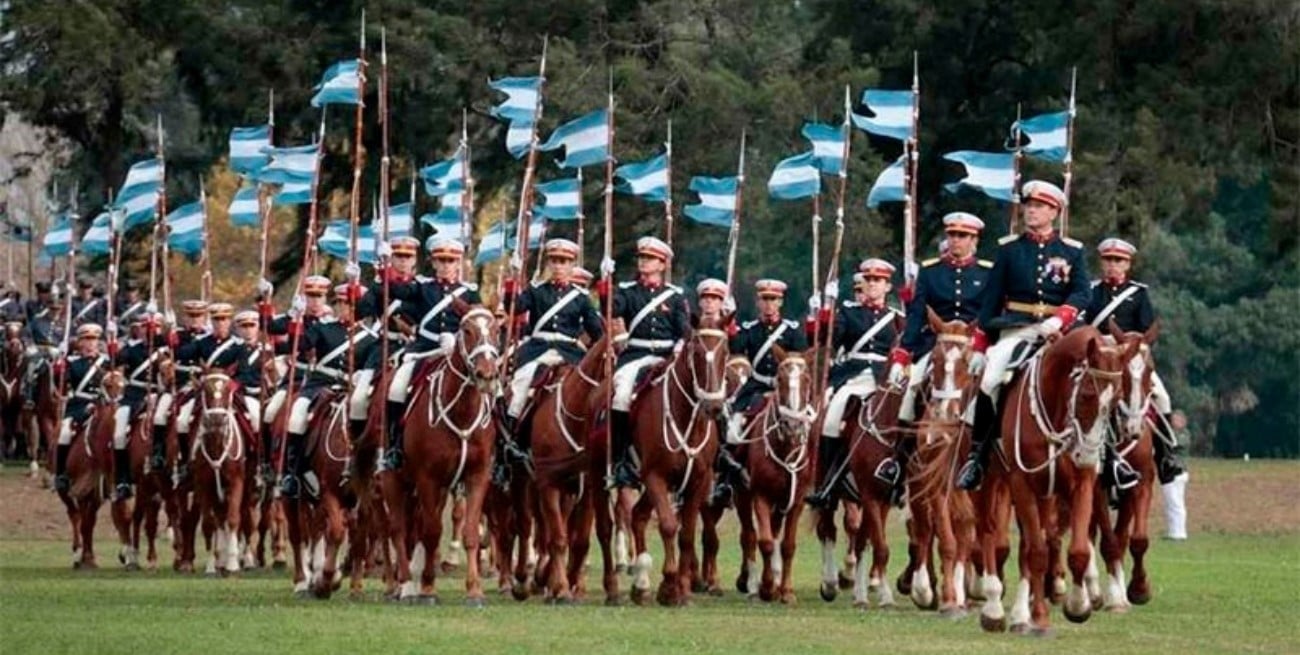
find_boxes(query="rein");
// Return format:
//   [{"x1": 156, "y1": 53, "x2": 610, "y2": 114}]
[
  {"x1": 659, "y1": 328, "x2": 728, "y2": 498},
  {"x1": 423, "y1": 308, "x2": 498, "y2": 489}
]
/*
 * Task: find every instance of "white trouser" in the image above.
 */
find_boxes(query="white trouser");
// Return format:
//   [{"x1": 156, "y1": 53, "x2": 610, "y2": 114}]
[
  {"x1": 287, "y1": 396, "x2": 313, "y2": 435},
  {"x1": 979, "y1": 325, "x2": 1042, "y2": 400},
  {"x1": 349, "y1": 369, "x2": 374, "y2": 421},
  {"x1": 612, "y1": 355, "x2": 665, "y2": 412},
  {"x1": 387, "y1": 344, "x2": 452, "y2": 403},
  {"x1": 1161, "y1": 472, "x2": 1189, "y2": 539},
  {"x1": 898, "y1": 352, "x2": 934, "y2": 423},
  {"x1": 507, "y1": 350, "x2": 565, "y2": 418},
  {"x1": 113, "y1": 405, "x2": 133, "y2": 449},
  {"x1": 263, "y1": 388, "x2": 287, "y2": 430},
  {"x1": 58, "y1": 417, "x2": 76, "y2": 446},
  {"x1": 243, "y1": 396, "x2": 262, "y2": 429},
  {"x1": 822, "y1": 369, "x2": 878, "y2": 438},
  {"x1": 1151, "y1": 371, "x2": 1172, "y2": 415},
  {"x1": 176, "y1": 398, "x2": 197, "y2": 435},
  {"x1": 152, "y1": 392, "x2": 175, "y2": 427}
]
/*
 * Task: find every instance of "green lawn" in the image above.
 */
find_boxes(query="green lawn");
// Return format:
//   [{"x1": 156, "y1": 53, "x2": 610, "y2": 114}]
[{"x1": 2, "y1": 461, "x2": 1299, "y2": 654}]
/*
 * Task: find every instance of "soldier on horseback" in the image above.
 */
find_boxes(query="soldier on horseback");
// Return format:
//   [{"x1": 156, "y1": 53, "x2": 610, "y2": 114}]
[
  {"x1": 52, "y1": 324, "x2": 108, "y2": 493},
  {"x1": 0, "y1": 287, "x2": 22, "y2": 323},
  {"x1": 152, "y1": 300, "x2": 211, "y2": 482},
  {"x1": 259, "y1": 276, "x2": 332, "y2": 442},
  {"x1": 600, "y1": 236, "x2": 690, "y2": 488},
  {"x1": 1085, "y1": 237, "x2": 1185, "y2": 486},
  {"x1": 957, "y1": 180, "x2": 1092, "y2": 490},
  {"x1": 695, "y1": 278, "x2": 735, "y2": 326},
  {"x1": 69, "y1": 280, "x2": 107, "y2": 331},
  {"x1": 114, "y1": 281, "x2": 149, "y2": 332},
  {"x1": 22, "y1": 291, "x2": 65, "y2": 410},
  {"x1": 381, "y1": 237, "x2": 481, "y2": 470},
  {"x1": 115, "y1": 312, "x2": 167, "y2": 499},
  {"x1": 806, "y1": 259, "x2": 903, "y2": 508},
  {"x1": 171, "y1": 303, "x2": 250, "y2": 465}
]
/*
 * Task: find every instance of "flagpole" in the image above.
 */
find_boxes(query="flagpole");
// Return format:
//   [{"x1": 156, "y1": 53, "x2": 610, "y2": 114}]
[
  {"x1": 503, "y1": 36, "x2": 547, "y2": 372},
  {"x1": 375, "y1": 24, "x2": 392, "y2": 458},
  {"x1": 344, "y1": 11, "x2": 368, "y2": 439},
  {"x1": 816, "y1": 85, "x2": 855, "y2": 403},
  {"x1": 576, "y1": 168, "x2": 586, "y2": 268},
  {"x1": 664, "y1": 119, "x2": 674, "y2": 284},
  {"x1": 809, "y1": 190, "x2": 822, "y2": 388},
  {"x1": 903, "y1": 52, "x2": 919, "y2": 293},
  {"x1": 199, "y1": 178, "x2": 212, "y2": 302},
  {"x1": 1061, "y1": 66, "x2": 1078, "y2": 238},
  {"x1": 1009, "y1": 103, "x2": 1023, "y2": 236},
  {"x1": 601, "y1": 70, "x2": 616, "y2": 484},
  {"x1": 724, "y1": 130, "x2": 746, "y2": 291},
  {"x1": 460, "y1": 108, "x2": 474, "y2": 281},
  {"x1": 258, "y1": 89, "x2": 276, "y2": 309}
]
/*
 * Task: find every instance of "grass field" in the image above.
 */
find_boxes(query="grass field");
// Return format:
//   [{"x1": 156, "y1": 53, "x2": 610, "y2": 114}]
[{"x1": 2, "y1": 458, "x2": 1297, "y2": 654}]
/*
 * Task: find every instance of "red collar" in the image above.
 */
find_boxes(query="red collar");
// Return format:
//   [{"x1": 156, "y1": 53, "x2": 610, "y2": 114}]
[
  {"x1": 944, "y1": 254, "x2": 975, "y2": 267},
  {"x1": 864, "y1": 301, "x2": 886, "y2": 311},
  {"x1": 639, "y1": 275, "x2": 662, "y2": 290},
  {"x1": 1024, "y1": 230, "x2": 1056, "y2": 244},
  {"x1": 1106, "y1": 275, "x2": 1128, "y2": 286},
  {"x1": 761, "y1": 315, "x2": 782, "y2": 326}
]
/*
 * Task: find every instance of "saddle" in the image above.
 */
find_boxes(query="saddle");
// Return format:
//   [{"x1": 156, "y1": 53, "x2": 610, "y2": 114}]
[
  {"x1": 1001, "y1": 340, "x2": 1044, "y2": 385},
  {"x1": 631, "y1": 358, "x2": 674, "y2": 397},
  {"x1": 407, "y1": 353, "x2": 449, "y2": 400}
]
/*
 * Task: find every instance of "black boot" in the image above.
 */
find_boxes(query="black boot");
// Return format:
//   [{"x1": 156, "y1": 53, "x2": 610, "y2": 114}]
[
  {"x1": 1154, "y1": 419, "x2": 1186, "y2": 484},
  {"x1": 174, "y1": 431, "x2": 191, "y2": 483},
  {"x1": 54, "y1": 443, "x2": 72, "y2": 492},
  {"x1": 956, "y1": 396, "x2": 996, "y2": 491},
  {"x1": 607, "y1": 411, "x2": 640, "y2": 488},
  {"x1": 150, "y1": 426, "x2": 167, "y2": 471},
  {"x1": 878, "y1": 439, "x2": 911, "y2": 508},
  {"x1": 806, "y1": 437, "x2": 848, "y2": 509},
  {"x1": 383, "y1": 401, "x2": 405, "y2": 470},
  {"x1": 280, "y1": 434, "x2": 302, "y2": 499},
  {"x1": 113, "y1": 447, "x2": 133, "y2": 501},
  {"x1": 710, "y1": 445, "x2": 746, "y2": 506},
  {"x1": 499, "y1": 414, "x2": 530, "y2": 465}
]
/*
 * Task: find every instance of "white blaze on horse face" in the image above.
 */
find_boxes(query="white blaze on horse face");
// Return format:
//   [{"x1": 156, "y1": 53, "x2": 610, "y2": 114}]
[{"x1": 1125, "y1": 352, "x2": 1147, "y2": 436}]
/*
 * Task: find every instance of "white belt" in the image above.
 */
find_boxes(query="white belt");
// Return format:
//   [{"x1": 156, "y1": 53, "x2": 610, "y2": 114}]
[
  {"x1": 529, "y1": 331, "x2": 579, "y2": 344},
  {"x1": 845, "y1": 352, "x2": 887, "y2": 362},
  {"x1": 127, "y1": 380, "x2": 153, "y2": 389},
  {"x1": 296, "y1": 362, "x2": 347, "y2": 381},
  {"x1": 384, "y1": 331, "x2": 410, "y2": 341},
  {"x1": 627, "y1": 338, "x2": 675, "y2": 351},
  {"x1": 73, "y1": 391, "x2": 97, "y2": 401},
  {"x1": 751, "y1": 372, "x2": 774, "y2": 385}
]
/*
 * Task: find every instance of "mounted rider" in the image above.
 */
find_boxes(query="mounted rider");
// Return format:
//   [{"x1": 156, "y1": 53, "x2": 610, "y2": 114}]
[
  {"x1": 957, "y1": 180, "x2": 1092, "y2": 490},
  {"x1": 22, "y1": 292, "x2": 66, "y2": 409},
  {"x1": 151, "y1": 299, "x2": 211, "y2": 481},
  {"x1": 115, "y1": 281, "x2": 149, "y2": 332},
  {"x1": 1085, "y1": 237, "x2": 1185, "y2": 486},
  {"x1": 52, "y1": 323, "x2": 109, "y2": 493},
  {"x1": 381, "y1": 237, "x2": 482, "y2": 470},
  {"x1": 806, "y1": 259, "x2": 903, "y2": 509},
  {"x1": 171, "y1": 303, "x2": 253, "y2": 466},
  {"x1": 69, "y1": 280, "x2": 107, "y2": 331},
  {"x1": 600, "y1": 236, "x2": 690, "y2": 488},
  {"x1": 115, "y1": 311, "x2": 168, "y2": 499}
]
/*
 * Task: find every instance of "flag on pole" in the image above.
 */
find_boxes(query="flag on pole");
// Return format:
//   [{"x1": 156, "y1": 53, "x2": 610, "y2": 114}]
[
  {"x1": 866, "y1": 155, "x2": 907, "y2": 208},
  {"x1": 228, "y1": 125, "x2": 271, "y2": 174},
  {"x1": 1012, "y1": 111, "x2": 1069, "y2": 163},
  {"x1": 682, "y1": 176, "x2": 739, "y2": 227},
  {"x1": 310, "y1": 59, "x2": 363, "y2": 108},
  {"x1": 228, "y1": 185, "x2": 260, "y2": 227},
  {"x1": 535, "y1": 177, "x2": 582, "y2": 220},
  {"x1": 272, "y1": 174, "x2": 314, "y2": 206},
  {"x1": 851, "y1": 89, "x2": 915, "y2": 141},
  {"x1": 42, "y1": 214, "x2": 74, "y2": 257},
  {"x1": 801, "y1": 123, "x2": 846, "y2": 174},
  {"x1": 473, "y1": 221, "x2": 511, "y2": 266},
  {"x1": 81, "y1": 212, "x2": 113, "y2": 256},
  {"x1": 942, "y1": 151, "x2": 1016, "y2": 202},
  {"x1": 768, "y1": 151, "x2": 821, "y2": 200},
  {"x1": 419, "y1": 149, "x2": 466, "y2": 196},
  {"x1": 255, "y1": 145, "x2": 318, "y2": 185},
  {"x1": 165, "y1": 201, "x2": 205, "y2": 256},
  {"x1": 614, "y1": 153, "x2": 669, "y2": 202},
  {"x1": 538, "y1": 109, "x2": 609, "y2": 169},
  {"x1": 488, "y1": 76, "x2": 543, "y2": 123},
  {"x1": 384, "y1": 203, "x2": 414, "y2": 237},
  {"x1": 421, "y1": 212, "x2": 469, "y2": 243},
  {"x1": 505, "y1": 120, "x2": 534, "y2": 159},
  {"x1": 113, "y1": 158, "x2": 163, "y2": 230},
  {"x1": 318, "y1": 220, "x2": 378, "y2": 264}
]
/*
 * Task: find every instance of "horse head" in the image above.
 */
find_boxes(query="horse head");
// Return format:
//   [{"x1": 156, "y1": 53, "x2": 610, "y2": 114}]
[
  {"x1": 1057, "y1": 327, "x2": 1124, "y2": 462},
  {"x1": 99, "y1": 369, "x2": 126, "y2": 404},
  {"x1": 1108, "y1": 318, "x2": 1159, "y2": 439},
  {"x1": 198, "y1": 370, "x2": 237, "y2": 431},
  {"x1": 771, "y1": 346, "x2": 814, "y2": 439},
  {"x1": 455, "y1": 303, "x2": 501, "y2": 393},
  {"x1": 925, "y1": 306, "x2": 977, "y2": 422},
  {"x1": 684, "y1": 314, "x2": 731, "y2": 418}
]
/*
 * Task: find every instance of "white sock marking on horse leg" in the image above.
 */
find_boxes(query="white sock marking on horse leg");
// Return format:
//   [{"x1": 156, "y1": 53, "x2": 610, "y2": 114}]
[
  {"x1": 615, "y1": 530, "x2": 629, "y2": 568},
  {"x1": 874, "y1": 572, "x2": 895, "y2": 607},
  {"x1": 912, "y1": 566, "x2": 933, "y2": 608},
  {"x1": 1008, "y1": 579, "x2": 1031, "y2": 627},
  {"x1": 1067, "y1": 580, "x2": 1091, "y2": 617},
  {"x1": 954, "y1": 563, "x2": 967, "y2": 607},
  {"x1": 771, "y1": 549, "x2": 783, "y2": 582},
  {"x1": 448, "y1": 539, "x2": 465, "y2": 566},
  {"x1": 820, "y1": 539, "x2": 837, "y2": 587},
  {"x1": 633, "y1": 552, "x2": 653, "y2": 592},
  {"x1": 1085, "y1": 542, "x2": 1101, "y2": 601},
  {"x1": 979, "y1": 574, "x2": 1005, "y2": 622},
  {"x1": 1105, "y1": 568, "x2": 1126, "y2": 609},
  {"x1": 853, "y1": 558, "x2": 870, "y2": 606},
  {"x1": 745, "y1": 558, "x2": 759, "y2": 597}
]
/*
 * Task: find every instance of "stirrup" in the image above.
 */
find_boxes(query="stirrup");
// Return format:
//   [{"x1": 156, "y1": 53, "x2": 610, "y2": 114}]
[
  {"x1": 54, "y1": 474, "x2": 71, "y2": 493},
  {"x1": 874, "y1": 457, "x2": 900, "y2": 485},
  {"x1": 956, "y1": 460, "x2": 982, "y2": 490},
  {"x1": 280, "y1": 474, "x2": 300, "y2": 499},
  {"x1": 301, "y1": 471, "x2": 321, "y2": 500},
  {"x1": 384, "y1": 448, "x2": 404, "y2": 471},
  {"x1": 1112, "y1": 460, "x2": 1140, "y2": 491},
  {"x1": 114, "y1": 483, "x2": 134, "y2": 501},
  {"x1": 710, "y1": 479, "x2": 734, "y2": 506}
]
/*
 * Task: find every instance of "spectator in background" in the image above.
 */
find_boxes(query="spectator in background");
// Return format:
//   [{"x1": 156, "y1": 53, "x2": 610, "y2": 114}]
[{"x1": 1162, "y1": 409, "x2": 1191, "y2": 540}]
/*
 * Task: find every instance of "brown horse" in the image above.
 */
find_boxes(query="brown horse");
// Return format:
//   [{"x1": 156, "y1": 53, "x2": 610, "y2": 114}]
[
  {"x1": 905, "y1": 309, "x2": 981, "y2": 616},
  {"x1": 123, "y1": 394, "x2": 163, "y2": 571},
  {"x1": 243, "y1": 350, "x2": 289, "y2": 572},
  {"x1": 619, "y1": 317, "x2": 730, "y2": 607},
  {"x1": 1090, "y1": 319, "x2": 1161, "y2": 612},
  {"x1": 286, "y1": 387, "x2": 352, "y2": 598},
  {"x1": 977, "y1": 325, "x2": 1128, "y2": 635},
  {"x1": 191, "y1": 371, "x2": 249, "y2": 577},
  {"x1": 381, "y1": 304, "x2": 500, "y2": 605},
  {"x1": 731, "y1": 348, "x2": 816, "y2": 604},
  {"x1": 0, "y1": 323, "x2": 27, "y2": 463},
  {"x1": 57, "y1": 370, "x2": 125, "y2": 569},
  {"x1": 31, "y1": 351, "x2": 60, "y2": 483}
]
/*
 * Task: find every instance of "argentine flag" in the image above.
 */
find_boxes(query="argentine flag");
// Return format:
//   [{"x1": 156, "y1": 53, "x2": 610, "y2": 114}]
[
  {"x1": 273, "y1": 173, "x2": 314, "y2": 206},
  {"x1": 165, "y1": 201, "x2": 205, "y2": 256},
  {"x1": 474, "y1": 221, "x2": 511, "y2": 266},
  {"x1": 683, "y1": 176, "x2": 739, "y2": 228},
  {"x1": 380, "y1": 203, "x2": 414, "y2": 238},
  {"x1": 1013, "y1": 111, "x2": 1070, "y2": 163},
  {"x1": 420, "y1": 150, "x2": 466, "y2": 196},
  {"x1": 81, "y1": 213, "x2": 113, "y2": 256},
  {"x1": 801, "y1": 123, "x2": 846, "y2": 174},
  {"x1": 113, "y1": 158, "x2": 164, "y2": 230},
  {"x1": 851, "y1": 89, "x2": 915, "y2": 142},
  {"x1": 942, "y1": 151, "x2": 1015, "y2": 202},
  {"x1": 505, "y1": 120, "x2": 534, "y2": 159},
  {"x1": 228, "y1": 125, "x2": 271, "y2": 174},
  {"x1": 768, "y1": 151, "x2": 821, "y2": 200},
  {"x1": 615, "y1": 153, "x2": 669, "y2": 202},
  {"x1": 228, "y1": 185, "x2": 260, "y2": 227},
  {"x1": 535, "y1": 177, "x2": 582, "y2": 220},
  {"x1": 539, "y1": 110, "x2": 609, "y2": 169},
  {"x1": 42, "y1": 215, "x2": 74, "y2": 258},
  {"x1": 421, "y1": 212, "x2": 468, "y2": 243},
  {"x1": 311, "y1": 59, "x2": 363, "y2": 108},
  {"x1": 318, "y1": 221, "x2": 378, "y2": 264},
  {"x1": 257, "y1": 144, "x2": 318, "y2": 185},
  {"x1": 866, "y1": 155, "x2": 907, "y2": 208},
  {"x1": 489, "y1": 76, "x2": 543, "y2": 123}
]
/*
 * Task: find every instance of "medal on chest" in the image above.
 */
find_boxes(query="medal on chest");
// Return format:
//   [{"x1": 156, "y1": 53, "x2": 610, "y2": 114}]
[{"x1": 1043, "y1": 256, "x2": 1071, "y2": 285}]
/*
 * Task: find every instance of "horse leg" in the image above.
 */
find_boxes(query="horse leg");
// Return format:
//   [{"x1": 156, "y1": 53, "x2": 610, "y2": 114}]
[
  {"x1": 225, "y1": 474, "x2": 245, "y2": 577},
  {"x1": 1127, "y1": 479, "x2": 1153, "y2": 605},
  {"x1": 509, "y1": 481, "x2": 534, "y2": 601},
  {"x1": 841, "y1": 501, "x2": 862, "y2": 590},
  {"x1": 911, "y1": 498, "x2": 937, "y2": 610},
  {"x1": 644, "y1": 475, "x2": 681, "y2": 607},
  {"x1": 752, "y1": 495, "x2": 777, "y2": 603},
  {"x1": 460, "y1": 467, "x2": 491, "y2": 608},
  {"x1": 675, "y1": 481, "x2": 704, "y2": 605},
  {"x1": 80, "y1": 500, "x2": 100, "y2": 570},
  {"x1": 383, "y1": 478, "x2": 416, "y2": 602},
  {"x1": 734, "y1": 488, "x2": 758, "y2": 598},
  {"x1": 567, "y1": 486, "x2": 595, "y2": 601},
  {"x1": 592, "y1": 486, "x2": 620, "y2": 605},
  {"x1": 415, "y1": 476, "x2": 445, "y2": 603},
  {"x1": 813, "y1": 501, "x2": 838, "y2": 601},
  {"x1": 66, "y1": 502, "x2": 84, "y2": 569},
  {"x1": 1016, "y1": 488, "x2": 1053, "y2": 635},
  {"x1": 778, "y1": 504, "x2": 803, "y2": 605},
  {"x1": 699, "y1": 502, "x2": 722, "y2": 595},
  {"x1": 1045, "y1": 497, "x2": 1067, "y2": 605},
  {"x1": 977, "y1": 477, "x2": 1009, "y2": 632},
  {"x1": 866, "y1": 500, "x2": 895, "y2": 608},
  {"x1": 311, "y1": 492, "x2": 345, "y2": 599},
  {"x1": 1064, "y1": 469, "x2": 1098, "y2": 624},
  {"x1": 442, "y1": 495, "x2": 466, "y2": 572},
  {"x1": 629, "y1": 492, "x2": 655, "y2": 605},
  {"x1": 111, "y1": 492, "x2": 136, "y2": 571}
]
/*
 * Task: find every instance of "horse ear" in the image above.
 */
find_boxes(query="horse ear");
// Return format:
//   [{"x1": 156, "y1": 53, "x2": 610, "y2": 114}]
[
  {"x1": 926, "y1": 306, "x2": 944, "y2": 333},
  {"x1": 1086, "y1": 334, "x2": 1101, "y2": 365},
  {"x1": 1143, "y1": 319, "x2": 1161, "y2": 345},
  {"x1": 772, "y1": 344, "x2": 787, "y2": 364},
  {"x1": 1107, "y1": 317, "x2": 1125, "y2": 341}
]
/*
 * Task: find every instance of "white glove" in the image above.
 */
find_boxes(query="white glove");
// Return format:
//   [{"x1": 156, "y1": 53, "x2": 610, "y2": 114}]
[
  {"x1": 344, "y1": 262, "x2": 361, "y2": 282},
  {"x1": 509, "y1": 254, "x2": 523, "y2": 273},
  {"x1": 438, "y1": 332, "x2": 457, "y2": 352},
  {"x1": 163, "y1": 310, "x2": 176, "y2": 328},
  {"x1": 823, "y1": 279, "x2": 840, "y2": 301},
  {"x1": 968, "y1": 351, "x2": 986, "y2": 376},
  {"x1": 257, "y1": 278, "x2": 274, "y2": 297},
  {"x1": 905, "y1": 261, "x2": 919, "y2": 281},
  {"x1": 146, "y1": 301, "x2": 159, "y2": 314},
  {"x1": 807, "y1": 294, "x2": 821, "y2": 314},
  {"x1": 289, "y1": 294, "x2": 306, "y2": 319},
  {"x1": 722, "y1": 295, "x2": 737, "y2": 315},
  {"x1": 376, "y1": 241, "x2": 393, "y2": 259},
  {"x1": 106, "y1": 323, "x2": 119, "y2": 339},
  {"x1": 1037, "y1": 316, "x2": 1064, "y2": 337},
  {"x1": 599, "y1": 257, "x2": 615, "y2": 276},
  {"x1": 887, "y1": 362, "x2": 908, "y2": 388}
]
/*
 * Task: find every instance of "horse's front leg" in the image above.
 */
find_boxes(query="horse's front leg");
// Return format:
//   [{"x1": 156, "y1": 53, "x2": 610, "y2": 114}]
[
  {"x1": 753, "y1": 494, "x2": 777, "y2": 602},
  {"x1": 1064, "y1": 469, "x2": 1098, "y2": 624},
  {"x1": 675, "y1": 472, "x2": 707, "y2": 605},
  {"x1": 643, "y1": 474, "x2": 681, "y2": 607},
  {"x1": 629, "y1": 491, "x2": 655, "y2": 605},
  {"x1": 461, "y1": 458, "x2": 492, "y2": 607},
  {"x1": 778, "y1": 503, "x2": 804, "y2": 605}
]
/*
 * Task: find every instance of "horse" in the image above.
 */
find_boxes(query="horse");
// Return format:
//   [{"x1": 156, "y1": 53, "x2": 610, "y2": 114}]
[
  {"x1": 380, "y1": 303, "x2": 500, "y2": 605},
  {"x1": 976, "y1": 325, "x2": 1129, "y2": 636},
  {"x1": 1090, "y1": 319, "x2": 1161, "y2": 612},
  {"x1": 284, "y1": 383, "x2": 353, "y2": 598},
  {"x1": 729, "y1": 347, "x2": 816, "y2": 604},
  {"x1": 616, "y1": 315, "x2": 731, "y2": 607},
  {"x1": 57, "y1": 370, "x2": 125, "y2": 569},
  {"x1": 693, "y1": 356, "x2": 749, "y2": 596},
  {"x1": 904, "y1": 309, "x2": 981, "y2": 616},
  {"x1": 0, "y1": 323, "x2": 27, "y2": 462},
  {"x1": 241, "y1": 348, "x2": 289, "y2": 572},
  {"x1": 29, "y1": 349, "x2": 60, "y2": 482},
  {"x1": 190, "y1": 370, "x2": 249, "y2": 577}
]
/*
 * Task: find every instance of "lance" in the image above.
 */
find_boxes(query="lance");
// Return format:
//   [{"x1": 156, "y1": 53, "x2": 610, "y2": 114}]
[
  {"x1": 1061, "y1": 66, "x2": 1078, "y2": 238},
  {"x1": 156, "y1": 114, "x2": 172, "y2": 322},
  {"x1": 375, "y1": 26, "x2": 393, "y2": 457},
  {"x1": 724, "y1": 130, "x2": 747, "y2": 291},
  {"x1": 460, "y1": 108, "x2": 474, "y2": 280},
  {"x1": 54, "y1": 208, "x2": 79, "y2": 427},
  {"x1": 664, "y1": 119, "x2": 674, "y2": 283},
  {"x1": 257, "y1": 88, "x2": 276, "y2": 430},
  {"x1": 344, "y1": 13, "x2": 369, "y2": 443},
  {"x1": 575, "y1": 168, "x2": 586, "y2": 268},
  {"x1": 815, "y1": 85, "x2": 854, "y2": 403},
  {"x1": 1009, "y1": 103, "x2": 1024, "y2": 235},
  {"x1": 809, "y1": 185, "x2": 823, "y2": 390},
  {"x1": 199, "y1": 177, "x2": 212, "y2": 302},
  {"x1": 601, "y1": 72, "x2": 617, "y2": 485},
  {"x1": 902, "y1": 53, "x2": 920, "y2": 295}
]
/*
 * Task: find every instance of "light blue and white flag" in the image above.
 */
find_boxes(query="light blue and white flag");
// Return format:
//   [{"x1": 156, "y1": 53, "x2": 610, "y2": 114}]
[
  {"x1": 383, "y1": 203, "x2": 414, "y2": 237},
  {"x1": 535, "y1": 177, "x2": 582, "y2": 220},
  {"x1": 474, "y1": 222, "x2": 511, "y2": 266},
  {"x1": 866, "y1": 155, "x2": 907, "y2": 208},
  {"x1": 801, "y1": 123, "x2": 846, "y2": 174},
  {"x1": 942, "y1": 151, "x2": 1015, "y2": 202},
  {"x1": 419, "y1": 149, "x2": 466, "y2": 196},
  {"x1": 165, "y1": 201, "x2": 205, "y2": 256},
  {"x1": 228, "y1": 185, "x2": 260, "y2": 227},
  {"x1": 1012, "y1": 111, "x2": 1069, "y2": 163},
  {"x1": 256, "y1": 144, "x2": 318, "y2": 185},
  {"x1": 311, "y1": 59, "x2": 363, "y2": 108},
  {"x1": 272, "y1": 173, "x2": 315, "y2": 206},
  {"x1": 42, "y1": 215, "x2": 74, "y2": 258},
  {"x1": 228, "y1": 125, "x2": 271, "y2": 174},
  {"x1": 113, "y1": 158, "x2": 164, "y2": 230},
  {"x1": 505, "y1": 120, "x2": 534, "y2": 159},
  {"x1": 615, "y1": 153, "x2": 668, "y2": 202},
  {"x1": 539, "y1": 109, "x2": 609, "y2": 169},
  {"x1": 682, "y1": 176, "x2": 739, "y2": 228},
  {"x1": 81, "y1": 212, "x2": 113, "y2": 256},
  {"x1": 768, "y1": 151, "x2": 821, "y2": 200},
  {"x1": 851, "y1": 89, "x2": 915, "y2": 142},
  {"x1": 489, "y1": 76, "x2": 542, "y2": 123},
  {"x1": 317, "y1": 220, "x2": 378, "y2": 264},
  {"x1": 421, "y1": 212, "x2": 469, "y2": 243}
]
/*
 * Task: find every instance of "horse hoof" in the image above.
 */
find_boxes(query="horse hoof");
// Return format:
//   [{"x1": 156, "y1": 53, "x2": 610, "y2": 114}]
[
  {"x1": 1008, "y1": 622, "x2": 1030, "y2": 635},
  {"x1": 838, "y1": 571, "x2": 854, "y2": 591},
  {"x1": 708, "y1": 586, "x2": 725, "y2": 598},
  {"x1": 734, "y1": 575, "x2": 748, "y2": 594},
  {"x1": 1105, "y1": 602, "x2": 1131, "y2": 614},
  {"x1": 409, "y1": 594, "x2": 439, "y2": 606},
  {"x1": 465, "y1": 596, "x2": 486, "y2": 609},
  {"x1": 1063, "y1": 606, "x2": 1092, "y2": 624},
  {"x1": 272, "y1": 560, "x2": 287, "y2": 571},
  {"x1": 510, "y1": 584, "x2": 530, "y2": 602},
  {"x1": 348, "y1": 589, "x2": 367, "y2": 602},
  {"x1": 656, "y1": 587, "x2": 676, "y2": 607},
  {"x1": 780, "y1": 592, "x2": 797, "y2": 606},
  {"x1": 691, "y1": 580, "x2": 708, "y2": 594},
  {"x1": 293, "y1": 589, "x2": 313, "y2": 601},
  {"x1": 939, "y1": 606, "x2": 968, "y2": 621},
  {"x1": 819, "y1": 581, "x2": 838, "y2": 602},
  {"x1": 631, "y1": 587, "x2": 650, "y2": 606},
  {"x1": 853, "y1": 600, "x2": 870, "y2": 611},
  {"x1": 1127, "y1": 587, "x2": 1151, "y2": 606},
  {"x1": 124, "y1": 562, "x2": 141, "y2": 572},
  {"x1": 980, "y1": 615, "x2": 1008, "y2": 633},
  {"x1": 896, "y1": 573, "x2": 913, "y2": 596},
  {"x1": 1027, "y1": 626, "x2": 1054, "y2": 639},
  {"x1": 604, "y1": 595, "x2": 622, "y2": 607}
]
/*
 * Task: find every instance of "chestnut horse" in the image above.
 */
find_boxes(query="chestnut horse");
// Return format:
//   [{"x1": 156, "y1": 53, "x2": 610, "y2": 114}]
[
  {"x1": 381, "y1": 304, "x2": 500, "y2": 605},
  {"x1": 977, "y1": 326, "x2": 1128, "y2": 636},
  {"x1": 0, "y1": 323, "x2": 27, "y2": 463},
  {"x1": 730, "y1": 348, "x2": 816, "y2": 604},
  {"x1": 286, "y1": 387, "x2": 353, "y2": 598},
  {"x1": 191, "y1": 371, "x2": 249, "y2": 577},
  {"x1": 619, "y1": 317, "x2": 730, "y2": 607},
  {"x1": 58, "y1": 371, "x2": 125, "y2": 569}
]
